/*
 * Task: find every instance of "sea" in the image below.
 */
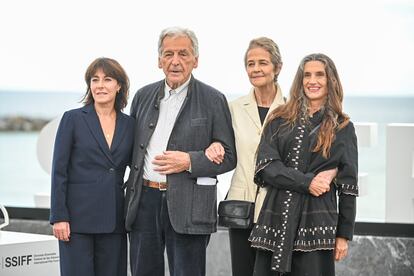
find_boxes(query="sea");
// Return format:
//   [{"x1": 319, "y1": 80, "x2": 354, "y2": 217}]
[{"x1": 1, "y1": 91, "x2": 414, "y2": 223}]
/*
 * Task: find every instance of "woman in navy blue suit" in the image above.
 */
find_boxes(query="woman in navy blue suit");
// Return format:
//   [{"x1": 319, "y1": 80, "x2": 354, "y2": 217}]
[{"x1": 50, "y1": 57, "x2": 135, "y2": 276}]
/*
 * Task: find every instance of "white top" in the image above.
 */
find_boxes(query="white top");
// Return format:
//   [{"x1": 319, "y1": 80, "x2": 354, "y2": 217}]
[{"x1": 143, "y1": 78, "x2": 190, "y2": 182}]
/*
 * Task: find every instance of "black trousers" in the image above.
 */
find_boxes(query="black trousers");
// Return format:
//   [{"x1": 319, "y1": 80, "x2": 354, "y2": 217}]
[
  {"x1": 253, "y1": 249, "x2": 335, "y2": 276},
  {"x1": 129, "y1": 186, "x2": 210, "y2": 276},
  {"x1": 229, "y1": 227, "x2": 256, "y2": 276}
]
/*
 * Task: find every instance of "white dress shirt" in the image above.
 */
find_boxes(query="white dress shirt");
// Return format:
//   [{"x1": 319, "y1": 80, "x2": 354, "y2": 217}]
[{"x1": 143, "y1": 78, "x2": 190, "y2": 182}]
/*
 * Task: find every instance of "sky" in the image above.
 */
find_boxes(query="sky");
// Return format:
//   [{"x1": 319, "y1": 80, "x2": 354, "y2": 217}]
[{"x1": 1, "y1": 0, "x2": 413, "y2": 97}]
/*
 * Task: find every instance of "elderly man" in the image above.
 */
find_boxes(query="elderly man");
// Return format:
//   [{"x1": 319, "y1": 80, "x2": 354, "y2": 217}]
[{"x1": 125, "y1": 27, "x2": 236, "y2": 276}]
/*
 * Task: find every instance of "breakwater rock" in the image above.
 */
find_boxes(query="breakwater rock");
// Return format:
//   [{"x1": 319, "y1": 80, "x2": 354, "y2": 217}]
[{"x1": 0, "y1": 116, "x2": 50, "y2": 131}]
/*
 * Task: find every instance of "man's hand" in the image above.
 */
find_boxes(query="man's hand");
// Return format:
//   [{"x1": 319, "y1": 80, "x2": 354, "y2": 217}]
[
  {"x1": 309, "y1": 168, "x2": 338, "y2": 197},
  {"x1": 334, "y1": 237, "x2": 349, "y2": 261},
  {"x1": 205, "y1": 142, "x2": 225, "y2": 164},
  {"x1": 153, "y1": 151, "x2": 191, "y2": 174},
  {"x1": 53, "y1": 221, "x2": 71, "y2": 242}
]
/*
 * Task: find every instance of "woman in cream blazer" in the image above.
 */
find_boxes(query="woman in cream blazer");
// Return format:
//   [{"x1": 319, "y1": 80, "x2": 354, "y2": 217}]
[
  {"x1": 207, "y1": 37, "x2": 285, "y2": 276},
  {"x1": 227, "y1": 85, "x2": 284, "y2": 221}
]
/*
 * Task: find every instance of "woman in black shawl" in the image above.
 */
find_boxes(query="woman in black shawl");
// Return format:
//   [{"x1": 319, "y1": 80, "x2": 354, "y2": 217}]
[{"x1": 249, "y1": 53, "x2": 358, "y2": 276}]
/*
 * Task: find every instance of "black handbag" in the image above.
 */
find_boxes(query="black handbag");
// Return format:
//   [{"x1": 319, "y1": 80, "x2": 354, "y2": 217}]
[{"x1": 217, "y1": 186, "x2": 260, "y2": 229}]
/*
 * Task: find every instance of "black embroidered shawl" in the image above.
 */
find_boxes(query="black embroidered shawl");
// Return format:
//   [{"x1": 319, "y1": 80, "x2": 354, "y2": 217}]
[{"x1": 249, "y1": 112, "x2": 358, "y2": 273}]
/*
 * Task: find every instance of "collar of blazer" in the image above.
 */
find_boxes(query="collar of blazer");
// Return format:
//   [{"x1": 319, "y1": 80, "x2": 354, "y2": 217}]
[
  {"x1": 81, "y1": 104, "x2": 128, "y2": 165},
  {"x1": 241, "y1": 83, "x2": 285, "y2": 130}
]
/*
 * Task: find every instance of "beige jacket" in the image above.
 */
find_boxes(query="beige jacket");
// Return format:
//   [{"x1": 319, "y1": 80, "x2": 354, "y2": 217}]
[{"x1": 227, "y1": 85, "x2": 285, "y2": 222}]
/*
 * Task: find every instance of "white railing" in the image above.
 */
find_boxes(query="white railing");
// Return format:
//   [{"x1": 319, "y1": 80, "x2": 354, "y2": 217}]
[{"x1": 0, "y1": 204, "x2": 10, "y2": 229}]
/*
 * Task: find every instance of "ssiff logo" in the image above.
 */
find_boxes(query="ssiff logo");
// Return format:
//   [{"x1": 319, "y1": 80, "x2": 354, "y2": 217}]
[{"x1": 2, "y1": 255, "x2": 33, "y2": 268}]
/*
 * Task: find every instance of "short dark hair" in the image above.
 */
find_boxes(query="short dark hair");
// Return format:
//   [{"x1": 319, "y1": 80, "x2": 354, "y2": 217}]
[{"x1": 82, "y1": 57, "x2": 129, "y2": 111}]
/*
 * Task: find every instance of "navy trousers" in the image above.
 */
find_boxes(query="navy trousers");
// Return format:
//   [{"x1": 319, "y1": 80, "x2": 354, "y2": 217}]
[
  {"x1": 58, "y1": 232, "x2": 127, "y2": 276},
  {"x1": 129, "y1": 186, "x2": 210, "y2": 276}
]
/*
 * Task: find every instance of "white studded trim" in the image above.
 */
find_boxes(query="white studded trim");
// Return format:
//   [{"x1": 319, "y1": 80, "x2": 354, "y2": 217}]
[
  {"x1": 293, "y1": 225, "x2": 337, "y2": 250},
  {"x1": 269, "y1": 122, "x2": 306, "y2": 264},
  {"x1": 337, "y1": 182, "x2": 359, "y2": 196}
]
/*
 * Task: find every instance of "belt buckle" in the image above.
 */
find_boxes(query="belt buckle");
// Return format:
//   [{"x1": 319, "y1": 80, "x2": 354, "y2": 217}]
[{"x1": 158, "y1": 182, "x2": 167, "y2": 191}]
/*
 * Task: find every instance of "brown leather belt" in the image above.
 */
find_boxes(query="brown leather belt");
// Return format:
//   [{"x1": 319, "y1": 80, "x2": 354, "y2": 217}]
[{"x1": 143, "y1": 179, "x2": 168, "y2": 191}]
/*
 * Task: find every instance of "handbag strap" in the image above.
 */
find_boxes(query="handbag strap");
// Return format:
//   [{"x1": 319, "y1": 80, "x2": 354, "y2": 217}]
[{"x1": 224, "y1": 185, "x2": 261, "y2": 202}]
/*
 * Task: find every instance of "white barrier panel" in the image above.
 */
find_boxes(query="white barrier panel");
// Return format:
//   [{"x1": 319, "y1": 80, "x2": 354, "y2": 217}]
[
  {"x1": 36, "y1": 116, "x2": 61, "y2": 175},
  {"x1": 0, "y1": 231, "x2": 59, "y2": 276},
  {"x1": 354, "y1": 122, "x2": 378, "y2": 148},
  {"x1": 354, "y1": 122, "x2": 378, "y2": 197},
  {"x1": 412, "y1": 152, "x2": 414, "y2": 179},
  {"x1": 35, "y1": 116, "x2": 62, "y2": 208},
  {"x1": 358, "y1": 172, "x2": 368, "y2": 197},
  {"x1": 34, "y1": 193, "x2": 50, "y2": 208},
  {"x1": 386, "y1": 123, "x2": 414, "y2": 223}
]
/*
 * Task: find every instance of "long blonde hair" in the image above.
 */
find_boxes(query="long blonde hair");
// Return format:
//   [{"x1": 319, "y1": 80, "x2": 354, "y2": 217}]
[{"x1": 268, "y1": 53, "x2": 349, "y2": 158}]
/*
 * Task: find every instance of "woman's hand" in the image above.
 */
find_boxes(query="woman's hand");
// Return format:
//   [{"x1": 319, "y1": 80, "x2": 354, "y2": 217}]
[
  {"x1": 53, "y1": 221, "x2": 71, "y2": 242},
  {"x1": 334, "y1": 237, "x2": 349, "y2": 261},
  {"x1": 309, "y1": 168, "x2": 338, "y2": 196},
  {"x1": 205, "y1": 142, "x2": 225, "y2": 164},
  {"x1": 317, "y1": 168, "x2": 338, "y2": 183},
  {"x1": 309, "y1": 175, "x2": 330, "y2": 196}
]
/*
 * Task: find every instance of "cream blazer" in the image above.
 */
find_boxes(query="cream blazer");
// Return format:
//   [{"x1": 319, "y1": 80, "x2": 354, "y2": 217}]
[{"x1": 227, "y1": 85, "x2": 284, "y2": 222}]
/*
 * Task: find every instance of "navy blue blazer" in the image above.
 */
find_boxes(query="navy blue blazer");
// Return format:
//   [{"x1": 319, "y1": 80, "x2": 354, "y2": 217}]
[{"x1": 50, "y1": 104, "x2": 135, "y2": 234}]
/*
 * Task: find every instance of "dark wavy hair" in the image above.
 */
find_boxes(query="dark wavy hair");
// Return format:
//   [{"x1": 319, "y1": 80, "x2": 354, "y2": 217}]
[
  {"x1": 82, "y1": 57, "x2": 129, "y2": 111},
  {"x1": 268, "y1": 53, "x2": 349, "y2": 158}
]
